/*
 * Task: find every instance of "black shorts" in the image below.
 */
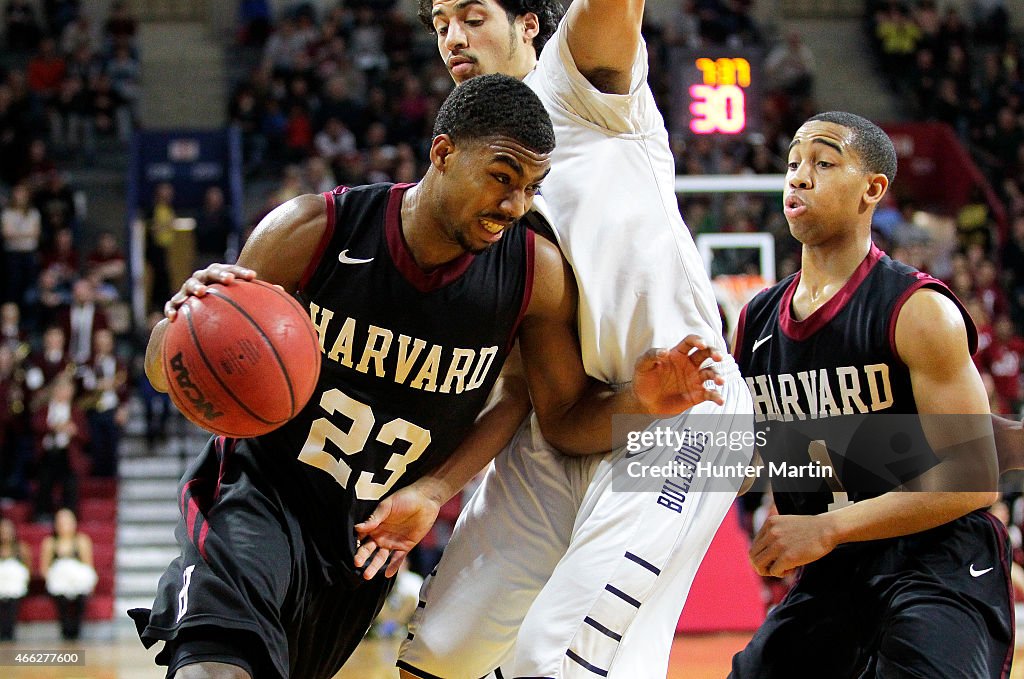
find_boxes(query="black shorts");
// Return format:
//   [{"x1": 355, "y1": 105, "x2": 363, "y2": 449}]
[
  {"x1": 128, "y1": 437, "x2": 392, "y2": 679},
  {"x1": 730, "y1": 510, "x2": 1014, "y2": 679}
]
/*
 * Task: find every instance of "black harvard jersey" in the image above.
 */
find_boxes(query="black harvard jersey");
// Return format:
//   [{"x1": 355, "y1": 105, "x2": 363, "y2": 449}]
[
  {"x1": 251, "y1": 183, "x2": 534, "y2": 562},
  {"x1": 735, "y1": 244, "x2": 977, "y2": 516}
]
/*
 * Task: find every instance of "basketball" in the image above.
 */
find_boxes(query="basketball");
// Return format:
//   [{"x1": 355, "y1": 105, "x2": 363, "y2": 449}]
[{"x1": 161, "y1": 279, "x2": 321, "y2": 438}]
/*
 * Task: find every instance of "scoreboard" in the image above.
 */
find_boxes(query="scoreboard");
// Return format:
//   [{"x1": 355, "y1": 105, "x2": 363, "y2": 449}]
[{"x1": 671, "y1": 49, "x2": 762, "y2": 136}]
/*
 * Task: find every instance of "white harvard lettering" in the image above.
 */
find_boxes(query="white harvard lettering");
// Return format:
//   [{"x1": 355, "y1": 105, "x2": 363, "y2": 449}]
[
  {"x1": 309, "y1": 303, "x2": 500, "y2": 394},
  {"x1": 748, "y1": 364, "x2": 894, "y2": 421}
]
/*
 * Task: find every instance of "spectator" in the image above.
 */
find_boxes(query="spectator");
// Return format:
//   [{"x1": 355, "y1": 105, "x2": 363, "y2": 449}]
[
  {"x1": 88, "y1": 72, "x2": 130, "y2": 143},
  {"x1": 4, "y1": 0, "x2": 40, "y2": 51},
  {"x1": 60, "y1": 14, "x2": 97, "y2": 56},
  {"x1": 665, "y1": 0, "x2": 702, "y2": 49},
  {"x1": 85, "y1": 231, "x2": 127, "y2": 296},
  {"x1": 39, "y1": 508, "x2": 94, "y2": 640},
  {"x1": 194, "y1": 186, "x2": 234, "y2": 268},
  {"x1": 983, "y1": 314, "x2": 1024, "y2": 412},
  {"x1": 283, "y1": 102, "x2": 314, "y2": 161},
  {"x1": 32, "y1": 374, "x2": 87, "y2": 520},
  {"x1": 0, "y1": 517, "x2": 31, "y2": 641},
  {"x1": 764, "y1": 30, "x2": 815, "y2": 100},
  {"x1": 305, "y1": 156, "x2": 336, "y2": 194},
  {"x1": 238, "y1": 0, "x2": 272, "y2": 47},
  {"x1": 313, "y1": 116, "x2": 356, "y2": 168},
  {"x1": 0, "y1": 85, "x2": 29, "y2": 185},
  {"x1": 21, "y1": 138, "x2": 56, "y2": 194},
  {"x1": 938, "y1": 6, "x2": 970, "y2": 50},
  {"x1": 263, "y1": 164, "x2": 306, "y2": 214},
  {"x1": 145, "y1": 182, "x2": 175, "y2": 314},
  {"x1": 229, "y1": 84, "x2": 266, "y2": 173},
  {"x1": 976, "y1": 259, "x2": 1009, "y2": 320},
  {"x1": 316, "y1": 75, "x2": 365, "y2": 137},
  {"x1": 973, "y1": 0, "x2": 1010, "y2": 46},
  {"x1": 26, "y1": 38, "x2": 66, "y2": 104},
  {"x1": 349, "y1": 6, "x2": 387, "y2": 75},
  {"x1": 262, "y1": 16, "x2": 307, "y2": 74},
  {"x1": 23, "y1": 326, "x2": 70, "y2": 404},
  {"x1": 368, "y1": 560, "x2": 423, "y2": 640},
  {"x1": 913, "y1": 0, "x2": 942, "y2": 50},
  {"x1": 39, "y1": 227, "x2": 78, "y2": 291},
  {"x1": 0, "y1": 302, "x2": 27, "y2": 353},
  {"x1": 1002, "y1": 215, "x2": 1024, "y2": 324},
  {"x1": 136, "y1": 311, "x2": 170, "y2": 446},
  {"x1": 42, "y1": 0, "x2": 80, "y2": 38},
  {"x1": 875, "y1": 3, "x2": 922, "y2": 87},
  {"x1": 64, "y1": 44, "x2": 102, "y2": 87},
  {"x1": 79, "y1": 328, "x2": 126, "y2": 477},
  {"x1": 104, "y1": 44, "x2": 139, "y2": 121},
  {"x1": 102, "y1": 1, "x2": 136, "y2": 52},
  {"x1": 25, "y1": 270, "x2": 69, "y2": 335},
  {"x1": 60, "y1": 277, "x2": 109, "y2": 365},
  {"x1": 34, "y1": 169, "x2": 78, "y2": 243},
  {"x1": 49, "y1": 75, "x2": 89, "y2": 153},
  {"x1": 0, "y1": 343, "x2": 31, "y2": 499},
  {"x1": 2, "y1": 182, "x2": 42, "y2": 311}
]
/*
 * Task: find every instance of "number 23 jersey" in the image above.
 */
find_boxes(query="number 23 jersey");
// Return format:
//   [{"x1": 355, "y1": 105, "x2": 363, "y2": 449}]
[{"x1": 251, "y1": 183, "x2": 533, "y2": 562}]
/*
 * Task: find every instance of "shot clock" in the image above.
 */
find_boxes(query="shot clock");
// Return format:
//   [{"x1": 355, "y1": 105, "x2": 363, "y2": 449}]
[{"x1": 672, "y1": 49, "x2": 762, "y2": 136}]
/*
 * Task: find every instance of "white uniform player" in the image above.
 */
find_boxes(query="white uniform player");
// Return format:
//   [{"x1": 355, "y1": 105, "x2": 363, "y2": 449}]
[{"x1": 392, "y1": 1, "x2": 756, "y2": 677}]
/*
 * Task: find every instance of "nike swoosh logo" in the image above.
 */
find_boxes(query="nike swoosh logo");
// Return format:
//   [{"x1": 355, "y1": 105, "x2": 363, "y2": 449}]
[
  {"x1": 623, "y1": 444, "x2": 656, "y2": 459},
  {"x1": 969, "y1": 564, "x2": 993, "y2": 577},
  {"x1": 752, "y1": 335, "x2": 772, "y2": 353},
  {"x1": 339, "y1": 249, "x2": 374, "y2": 265}
]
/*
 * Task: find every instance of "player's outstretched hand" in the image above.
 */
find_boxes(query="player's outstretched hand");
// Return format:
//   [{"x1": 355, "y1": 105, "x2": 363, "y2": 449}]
[
  {"x1": 632, "y1": 335, "x2": 725, "y2": 415},
  {"x1": 164, "y1": 263, "x2": 257, "y2": 321},
  {"x1": 748, "y1": 513, "x2": 836, "y2": 578},
  {"x1": 354, "y1": 485, "x2": 442, "y2": 579}
]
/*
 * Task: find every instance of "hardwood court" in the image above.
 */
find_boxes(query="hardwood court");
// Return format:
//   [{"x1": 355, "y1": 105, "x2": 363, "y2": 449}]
[{"x1": 2, "y1": 633, "x2": 1021, "y2": 678}]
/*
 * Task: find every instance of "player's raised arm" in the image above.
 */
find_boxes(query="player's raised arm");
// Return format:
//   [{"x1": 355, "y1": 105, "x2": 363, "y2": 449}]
[
  {"x1": 750, "y1": 289, "x2": 998, "y2": 578},
  {"x1": 143, "y1": 193, "x2": 327, "y2": 393},
  {"x1": 563, "y1": 0, "x2": 645, "y2": 93}
]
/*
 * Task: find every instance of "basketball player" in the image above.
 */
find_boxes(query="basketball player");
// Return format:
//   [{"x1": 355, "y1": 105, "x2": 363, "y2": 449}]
[
  {"x1": 730, "y1": 112, "x2": 1011, "y2": 677},
  {"x1": 368, "y1": 1, "x2": 755, "y2": 678},
  {"x1": 129, "y1": 75, "x2": 722, "y2": 679}
]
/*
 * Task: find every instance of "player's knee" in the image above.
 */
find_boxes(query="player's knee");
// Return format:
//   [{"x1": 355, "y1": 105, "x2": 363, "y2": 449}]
[{"x1": 172, "y1": 661, "x2": 252, "y2": 679}]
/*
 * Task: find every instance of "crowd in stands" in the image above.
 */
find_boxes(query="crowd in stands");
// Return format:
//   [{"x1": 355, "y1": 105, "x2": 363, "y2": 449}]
[
  {"x1": 0, "y1": 1, "x2": 138, "y2": 524},
  {"x1": 3, "y1": 0, "x2": 138, "y2": 165},
  {"x1": 863, "y1": 0, "x2": 1024, "y2": 416}
]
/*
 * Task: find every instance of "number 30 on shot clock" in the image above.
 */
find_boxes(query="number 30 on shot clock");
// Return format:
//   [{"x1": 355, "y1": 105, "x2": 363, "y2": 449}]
[{"x1": 674, "y1": 51, "x2": 761, "y2": 136}]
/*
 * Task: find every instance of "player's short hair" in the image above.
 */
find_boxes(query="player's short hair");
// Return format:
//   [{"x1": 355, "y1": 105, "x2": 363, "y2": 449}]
[
  {"x1": 433, "y1": 73, "x2": 555, "y2": 154},
  {"x1": 418, "y1": 0, "x2": 564, "y2": 55},
  {"x1": 808, "y1": 111, "x2": 898, "y2": 183}
]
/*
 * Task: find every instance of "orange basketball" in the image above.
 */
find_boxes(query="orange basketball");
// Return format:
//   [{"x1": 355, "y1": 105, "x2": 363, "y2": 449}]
[{"x1": 161, "y1": 279, "x2": 321, "y2": 437}]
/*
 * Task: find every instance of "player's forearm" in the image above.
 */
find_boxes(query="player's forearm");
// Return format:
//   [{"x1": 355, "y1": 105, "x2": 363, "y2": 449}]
[
  {"x1": 144, "y1": 319, "x2": 170, "y2": 393},
  {"x1": 823, "y1": 490, "x2": 997, "y2": 547},
  {"x1": 993, "y1": 414, "x2": 1024, "y2": 474},
  {"x1": 413, "y1": 373, "x2": 531, "y2": 505},
  {"x1": 541, "y1": 382, "x2": 646, "y2": 456}
]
